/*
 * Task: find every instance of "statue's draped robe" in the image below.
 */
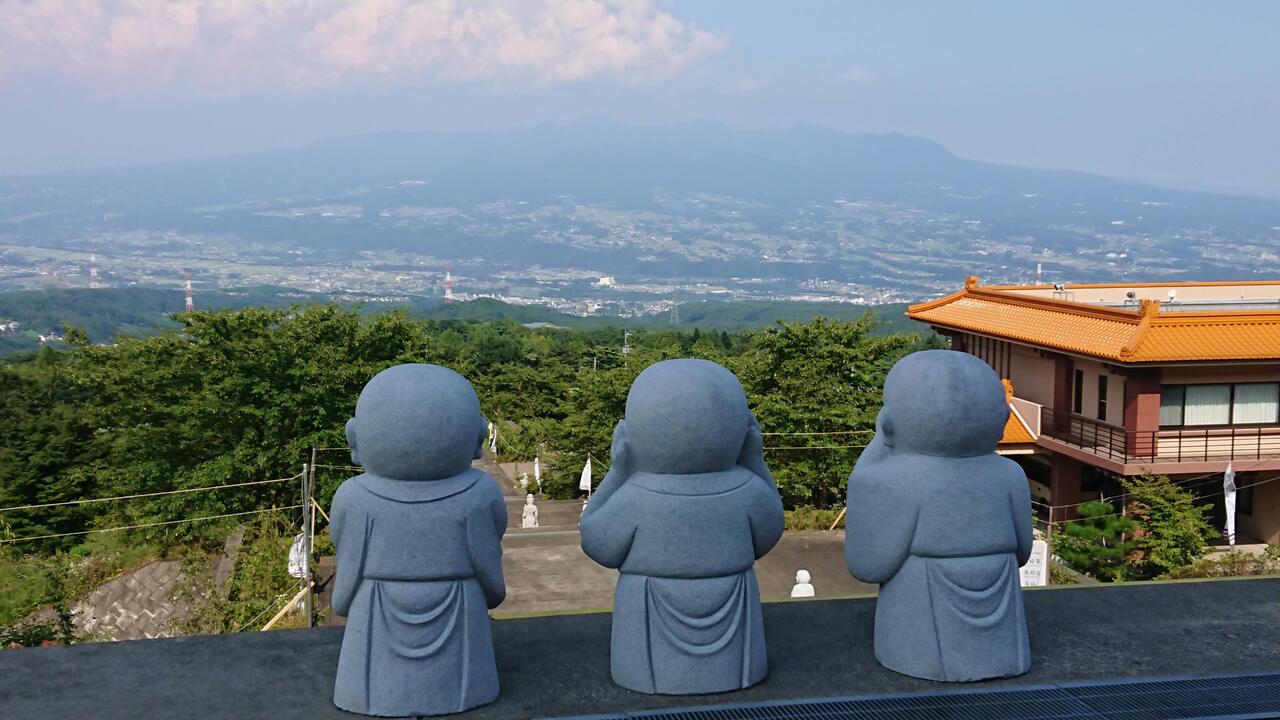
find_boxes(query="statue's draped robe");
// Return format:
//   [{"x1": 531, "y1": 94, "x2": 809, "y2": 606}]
[
  {"x1": 846, "y1": 453, "x2": 1033, "y2": 682},
  {"x1": 331, "y1": 469, "x2": 507, "y2": 717},
  {"x1": 581, "y1": 468, "x2": 784, "y2": 694}
]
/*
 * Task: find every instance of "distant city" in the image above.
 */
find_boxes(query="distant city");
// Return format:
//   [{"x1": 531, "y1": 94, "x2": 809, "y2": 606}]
[{"x1": 2, "y1": 123, "x2": 1278, "y2": 319}]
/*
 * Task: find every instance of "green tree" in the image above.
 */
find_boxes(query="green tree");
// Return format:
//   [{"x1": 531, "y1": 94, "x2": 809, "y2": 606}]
[
  {"x1": 1053, "y1": 501, "x2": 1138, "y2": 581},
  {"x1": 1121, "y1": 472, "x2": 1217, "y2": 577},
  {"x1": 732, "y1": 316, "x2": 913, "y2": 507}
]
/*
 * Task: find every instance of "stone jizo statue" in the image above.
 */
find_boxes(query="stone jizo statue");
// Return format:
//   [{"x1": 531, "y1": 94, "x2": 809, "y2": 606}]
[
  {"x1": 845, "y1": 350, "x2": 1033, "y2": 682},
  {"x1": 332, "y1": 364, "x2": 508, "y2": 716},
  {"x1": 581, "y1": 359, "x2": 785, "y2": 695},
  {"x1": 790, "y1": 569, "x2": 815, "y2": 598},
  {"x1": 521, "y1": 493, "x2": 539, "y2": 528}
]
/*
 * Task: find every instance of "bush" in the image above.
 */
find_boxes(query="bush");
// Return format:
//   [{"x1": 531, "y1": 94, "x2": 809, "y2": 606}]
[
  {"x1": 784, "y1": 506, "x2": 844, "y2": 531},
  {"x1": 1122, "y1": 472, "x2": 1217, "y2": 577},
  {"x1": 1053, "y1": 500, "x2": 1138, "y2": 582},
  {"x1": 180, "y1": 514, "x2": 310, "y2": 634},
  {"x1": 1163, "y1": 547, "x2": 1280, "y2": 579}
]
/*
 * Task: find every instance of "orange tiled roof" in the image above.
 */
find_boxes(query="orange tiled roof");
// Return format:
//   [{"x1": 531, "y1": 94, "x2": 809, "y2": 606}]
[
  {"x1": 999, "y1": 378, "x2": 1036, "y2": 446},
  {"x1": 908, "y1": 278, "x2": 1280, "y2": 363},
  {"x1": 1000, "y1": 407, "x2": 1037, "y2": 445}
]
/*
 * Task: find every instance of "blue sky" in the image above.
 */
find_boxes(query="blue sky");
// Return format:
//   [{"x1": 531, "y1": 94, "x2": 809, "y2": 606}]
[{"x1": 2, "y1": 1, "x2": 1277, "y2": 195}]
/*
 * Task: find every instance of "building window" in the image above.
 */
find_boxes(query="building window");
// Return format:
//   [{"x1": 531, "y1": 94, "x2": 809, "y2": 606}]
[
  {"x1": 1159, "y1": 383, "x2": 1280, "y2": 427},
  {"x1": 1233, "y1": 383, "x2": 1280, "y2": 424},
  {"x1": 1184, "y1": 384, "x2": 1231, "y2": 425},
  {"x1": 1160, "y1": 385, "x2": 1185, "y2": 426},
  {"x1": 1073, "y1": 369, "x2": 1083, "y2": 414},
  {"x1": 1097, "y1": 374, "x2": 1108, "y2": 421}
]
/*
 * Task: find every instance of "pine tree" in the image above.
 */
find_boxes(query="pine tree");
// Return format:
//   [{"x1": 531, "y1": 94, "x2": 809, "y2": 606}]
[{"x1": 1054, "y1": 500, "x2": 1138, "y2": 581}]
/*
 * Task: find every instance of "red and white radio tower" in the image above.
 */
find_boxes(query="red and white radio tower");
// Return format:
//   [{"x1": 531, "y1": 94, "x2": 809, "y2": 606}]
[
  {"x1": 90, "y1": 246, "x2": 101, "y2": 289},
  {"x1": 444, "y1": 262, "x2": 454, "y2": 304},
  {"x1": 184, "y1": 272, "x2": 195, "y2": 313}
]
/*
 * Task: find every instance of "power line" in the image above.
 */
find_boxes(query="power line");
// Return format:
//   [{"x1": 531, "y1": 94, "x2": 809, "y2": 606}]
[
  {"x1": 0, "y1": 473, "x2": 302, "y2": 514},
  {"x1": 1047, "y1": 473, "x2": 1280, "y2": 526},
  {"x1": 760, "y1": 430, "x2": 876, "y2": 437},
  {"x1": 232, "y1": 587, "x2": 297, "y2": 633},
  {"x1": 0, "y1": 505, "x2": 304, "y2": 544},
  {"x1": 1044, "y1": 462, "x2": 1269, "y2": 513},
  {"x1": 764, "y1": 444, "x2": 869, "y2": 451}
]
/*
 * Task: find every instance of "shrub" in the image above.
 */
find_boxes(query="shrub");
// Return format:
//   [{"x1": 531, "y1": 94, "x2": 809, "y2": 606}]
[
  {"x1": 784, "y1": 506, "x2": 845, "y2": 531},
  {"x1": 1053, "y1": 500, "x2": 1138, "y2": 582},
  {"x1": 1121, "y1": 472, "x2": 1217, "y2": 577}
]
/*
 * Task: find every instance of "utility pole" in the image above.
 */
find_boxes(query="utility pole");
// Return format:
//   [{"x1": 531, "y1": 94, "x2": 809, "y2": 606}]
[
  {"x1": 184, "y1": 272, "x2": 195, "y2": 313},
  {"x1": 89, "y1": 245, "x2": 101, "y2": 289},
  {"x1": 622, "y1": 331, "x2": 632, "y2": 355},
  {"x1": 301, "y1": 461, "x2": 313, "y2": 627}
]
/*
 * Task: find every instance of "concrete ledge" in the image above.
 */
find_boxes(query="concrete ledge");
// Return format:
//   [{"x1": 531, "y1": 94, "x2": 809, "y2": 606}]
[{"x1": 2, "y1": 578, "x2": 1279, "y2": 720}]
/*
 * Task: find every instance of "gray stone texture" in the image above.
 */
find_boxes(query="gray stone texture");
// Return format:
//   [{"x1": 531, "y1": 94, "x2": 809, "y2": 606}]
[
  {"x1": 5, "y1": 578, "x2": 1279, "y2": 720},
  {"x1": 581, "y1": 359, "x2": 785, "y2": 695},
  {"x1": 332, "y1": 364, "x2": 508, "y2": 717},
  {"x1": 846, "y1": 349, "x2": 1033, "y2": 682},
  {"x1": 72, "y1": 559, "x2": 188, "y2": 641}
]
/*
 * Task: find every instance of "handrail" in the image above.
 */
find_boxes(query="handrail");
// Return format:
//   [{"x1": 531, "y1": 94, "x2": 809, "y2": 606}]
[{"x1": 1037, "y1": 406, "x2": 1280, "y2": 464}]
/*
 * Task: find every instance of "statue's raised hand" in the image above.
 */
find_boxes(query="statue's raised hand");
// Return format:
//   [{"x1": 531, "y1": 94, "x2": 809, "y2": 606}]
[{"x1": 582, "y1": 420, "x2": 631, "y2": 517}]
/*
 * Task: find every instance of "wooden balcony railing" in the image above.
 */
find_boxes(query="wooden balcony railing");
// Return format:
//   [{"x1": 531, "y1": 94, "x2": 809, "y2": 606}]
[{"x1": 1038, "y1": 407, "x2": 1280, "y2": 464}]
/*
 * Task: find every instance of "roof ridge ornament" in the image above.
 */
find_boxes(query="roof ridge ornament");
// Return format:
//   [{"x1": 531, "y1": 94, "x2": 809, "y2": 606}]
[
  {"x1": 965, "y1": 276, "x2": 980, "y2": 290},
  {"x1": 1120, "y1": 299, "x2": 1161, "y2": 358}
]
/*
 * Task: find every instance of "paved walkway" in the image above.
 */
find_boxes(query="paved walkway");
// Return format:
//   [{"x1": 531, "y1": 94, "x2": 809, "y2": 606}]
[
  {"x1": 72, "y1": 559, "x2": 189, "y2": 641},
  {"x1": 489, "y1": 455, "x2": 873, "y2": 615}
]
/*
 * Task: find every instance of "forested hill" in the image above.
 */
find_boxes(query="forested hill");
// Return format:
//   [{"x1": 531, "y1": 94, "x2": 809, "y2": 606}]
[{"x1": 0, "y1": 287, "x2": 919, "y2": 354}]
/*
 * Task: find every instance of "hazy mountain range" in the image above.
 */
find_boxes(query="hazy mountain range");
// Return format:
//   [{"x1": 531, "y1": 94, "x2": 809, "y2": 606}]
[{"x1": 2, "y1": 121, "x2": 1277, "y2": 297}]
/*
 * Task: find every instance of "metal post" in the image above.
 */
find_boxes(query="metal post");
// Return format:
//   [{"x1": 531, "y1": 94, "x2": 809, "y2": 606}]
[
  {"x1": 301, "y1": 460, "x2": 313, "y2": 627},
  {"x1": 1046, "y1": 505, "x2": 1054, "y2": 551}
]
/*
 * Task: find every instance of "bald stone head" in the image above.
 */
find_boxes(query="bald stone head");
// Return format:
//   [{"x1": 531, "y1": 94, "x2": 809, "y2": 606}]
[
  {"x1": 624, "y1": 359, "x2": 751, "y2": 475},
  {"x1": 880, "y1": 350, "x2": 1008, "y2": 458},
  {"x1": 346, "y1": 364, "x2": 486, "y2": 481}
]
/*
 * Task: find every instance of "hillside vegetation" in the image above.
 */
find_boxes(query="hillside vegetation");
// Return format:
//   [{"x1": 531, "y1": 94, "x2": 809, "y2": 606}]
[
  {"x1": 0, "y1": 303, "x2": 930, "y2": 629},
  {"x1": 0, "y1": 286, "x2": 919, "y2": 354}
]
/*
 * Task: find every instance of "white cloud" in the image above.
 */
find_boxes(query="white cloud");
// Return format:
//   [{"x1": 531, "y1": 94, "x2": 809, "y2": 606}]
[
  {"x1": 0, "y1": 0, "x2": 725, "y2": 95},
  {"x1": 842, "y1": 66, "x2": 874, "y2": 84},
  {"x1": 727, "y1": 75, "x2": 768, "y2": 94}
]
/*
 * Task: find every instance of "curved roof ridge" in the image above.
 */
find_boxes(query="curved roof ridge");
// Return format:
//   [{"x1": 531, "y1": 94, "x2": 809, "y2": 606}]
[{"x1": 1119, "y1": 299, "x2": 1160, "y2": 359}]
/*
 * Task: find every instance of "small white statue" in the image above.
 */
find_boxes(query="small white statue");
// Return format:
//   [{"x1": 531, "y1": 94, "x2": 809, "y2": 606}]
[
  {"x1": 521, "y1": 493, "x2": 539, "y2": 528},
  {"x1": 790, "y1": 569, "x2": 815, "y2": 598},
  {"x1": 519, "y1": 472, "x2": 530, "y2": 491}
]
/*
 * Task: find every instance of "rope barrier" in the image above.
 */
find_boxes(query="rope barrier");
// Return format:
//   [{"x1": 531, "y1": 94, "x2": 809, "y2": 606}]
[
  {"x1": 1046, "y1": 473, "x2": 1280, "y2": 526},
  {"x1": 0, "y1": 473, "x2": 303, "y2": 514},
  {"x1": 0, "y1": 505, "x2": 304, "y2": 544},
  {"x1": 760, "y1": 430, "x2": 875, "y2": 436},
  {"x1": 764, "y1": 444, "x2": 869, "y2": 450},
  {"x1": 232, "y1": 587, "x2": 297, "y2": 633}
]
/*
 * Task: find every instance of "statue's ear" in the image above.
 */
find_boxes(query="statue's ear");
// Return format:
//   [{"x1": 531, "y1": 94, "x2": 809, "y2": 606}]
[
  {"x1": 610, "y1": 420, "x2": 630, "y2": 470},
  {"x1": 346, "y1": 419, "x2": 360, "y2": 466},
  {"x1": 877, "y1": 409, "x2": 895, "y2": 449},
  {"x1": 738, "y1": 413, "x2": 775, "y2": 487}
]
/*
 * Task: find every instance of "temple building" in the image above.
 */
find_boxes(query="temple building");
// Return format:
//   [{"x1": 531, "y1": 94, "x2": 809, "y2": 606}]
[{"x1": 909, "y1": 277, "x2": 1280, "y2": 543}]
